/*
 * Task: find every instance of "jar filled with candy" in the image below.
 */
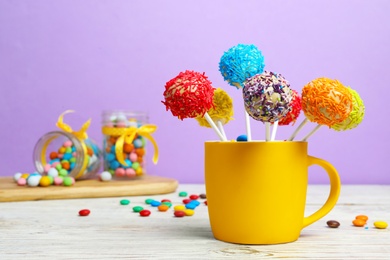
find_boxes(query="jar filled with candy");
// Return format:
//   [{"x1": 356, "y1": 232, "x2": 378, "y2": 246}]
[
  {"x1": 101, "y1": 110, "x2": 159, "y2": 179},
  {"x1": 33, "y1": 111, "x2": 101, "y2": 180}
]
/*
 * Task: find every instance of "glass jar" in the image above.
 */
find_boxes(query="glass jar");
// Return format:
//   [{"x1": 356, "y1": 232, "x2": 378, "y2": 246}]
[
  {"x1": 101, "y1": 110, "x2": 154, "y2": 179},
  {"x1": 33, "y1": 131, "x2": 101, "y2": 180}
]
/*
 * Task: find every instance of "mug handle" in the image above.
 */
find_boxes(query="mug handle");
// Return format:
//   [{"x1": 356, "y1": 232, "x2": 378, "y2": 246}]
[{"x1": 302, "y1": 156, "x2": 341, "y2": 228}]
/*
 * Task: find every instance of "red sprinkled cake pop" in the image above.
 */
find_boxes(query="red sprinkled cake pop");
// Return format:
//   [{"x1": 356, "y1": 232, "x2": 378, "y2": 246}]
[
  {"x1": 278, "y1": 89, "x2": 302, "y2": 126},
  {"x1": 162, "y1": 70, "x2": 215, "y2": 120}
]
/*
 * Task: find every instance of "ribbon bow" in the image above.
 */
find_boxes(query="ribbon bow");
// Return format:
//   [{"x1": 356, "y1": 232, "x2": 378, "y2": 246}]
[
  {"x1": 56, "y1": 110, "x2": 91, "y2": 140},
  {"x1": 102, "y1": 124, "x2": 159, "y2": 166}
]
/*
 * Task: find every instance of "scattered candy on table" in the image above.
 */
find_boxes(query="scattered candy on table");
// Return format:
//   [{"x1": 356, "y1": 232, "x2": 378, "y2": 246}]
[
  {"x1": 120, "y1": 199, "x2": 130, "y2": 205},
  {"x1": 355, "y1": 215, "x2": 368, "y2": 222},
  {"x1": 326, "y1": 220, "x2": 340, "y2": 228},
  {"x1": 373, "y1": 221, "x2": 388, "y2": 229},
  {"x1": 132, "y1": 206, "x2": 144, "y2": 212},
  {"x1": 178, "y1": 192, "x2": 188, "y2": 197},
  {"x1": 139, "y1": 209, "x2": 151, "y2": 217},
  {"x1": 352, "y1": 219, "x2": 366, "y2": 227},
  {"x1": 79, "y1": 209, "x2": 90, "y2": 216}
]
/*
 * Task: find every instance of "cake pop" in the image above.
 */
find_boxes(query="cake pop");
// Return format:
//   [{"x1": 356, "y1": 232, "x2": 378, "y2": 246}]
[
  {"x1": 331, "y1": 87, "x2": 364, "y2": 131},
  {"x1": 301, "y1": 77, "x2": 352, "y2": 126},
  {"x1": 278, "y1": 89, "x2": 302, "y2": 126},
  {"x1": 219, "y1": 44, "x2": 265, "y2": 88},
  {"x1": 219, "y1": 44, "x2": 265, "y2": 141},
  {"x1": 162, "y1": 70, "x2": 215, "y2": 120},
  {"x1": 294, "y1": 78, "x2": 354, "y2": 141},
  {"x1": 162, "y1": 70, "x2": 226, "y2": 141},
  {"x1": 243, "y1": 71, "x2": 293, "y2": 123},
  {"x1": 243, "y1": 71, "x2": 293, "y2": 141},
  {"x1": 196, "y1": 88, "x2": 234, "y2": 127}
]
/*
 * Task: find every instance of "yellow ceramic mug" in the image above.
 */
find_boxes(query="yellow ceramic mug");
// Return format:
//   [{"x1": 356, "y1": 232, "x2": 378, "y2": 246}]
[{"x1": 205, "y1": 141, "x2": 341, "y2": 245}]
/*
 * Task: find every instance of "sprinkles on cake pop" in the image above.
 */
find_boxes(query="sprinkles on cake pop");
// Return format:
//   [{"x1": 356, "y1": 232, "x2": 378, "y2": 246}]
[
  {"x1": 162, "y1": 70, "x2": 215, "y2": 120},
  {"x1": 243, "y1": 71, "x2": 293, "y2": 123},
  {"x1": 302, "y1": 78, "x2": 353, "y2": 127},
  {"x1": 219, "y1": 44, "x2": 265, "y2": 88}
]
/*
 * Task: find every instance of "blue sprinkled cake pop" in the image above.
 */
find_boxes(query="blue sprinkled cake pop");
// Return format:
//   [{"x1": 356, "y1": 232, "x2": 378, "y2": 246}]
[{"x1": 219, "y1": 44, "x2": 265, "y2": 88}]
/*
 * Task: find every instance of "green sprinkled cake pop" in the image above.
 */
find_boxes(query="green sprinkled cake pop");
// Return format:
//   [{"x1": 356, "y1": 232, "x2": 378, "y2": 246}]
[{"x1": 331, "y1": 87, "x2": 365, "y2": 131}]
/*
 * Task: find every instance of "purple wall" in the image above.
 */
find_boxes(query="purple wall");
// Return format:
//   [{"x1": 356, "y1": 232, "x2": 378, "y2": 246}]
[{"x1": 1, "y1": 0, "x2": 389, "y2": 184}]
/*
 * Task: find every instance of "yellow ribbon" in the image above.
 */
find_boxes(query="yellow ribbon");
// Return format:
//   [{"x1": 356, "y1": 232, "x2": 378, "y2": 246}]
[
  {"x1": 56, "y1": 110, "x2": 91, "y2": 140},
  {"x1": 102, "y1": 124, "x2": 159, "y2": 166},
  {"x1": 54, "y1": 110, "x2": 91, "y2": 179}
]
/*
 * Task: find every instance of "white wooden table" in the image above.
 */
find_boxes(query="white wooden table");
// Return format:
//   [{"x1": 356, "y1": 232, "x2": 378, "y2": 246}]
[{"x1": 0, "y1": 185, "x2": 389, "y2": 259}]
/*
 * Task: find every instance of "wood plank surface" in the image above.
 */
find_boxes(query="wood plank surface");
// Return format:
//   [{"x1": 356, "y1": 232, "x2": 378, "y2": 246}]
[
  {"x1": 0, "y1": 185, "x2": 389, "y2": 259},
  {"x1": 0, "y1": 175, "x2": 178, "y2": 202}
]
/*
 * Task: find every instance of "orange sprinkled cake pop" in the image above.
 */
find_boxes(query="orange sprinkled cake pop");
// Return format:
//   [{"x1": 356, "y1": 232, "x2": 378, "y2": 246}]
[{"x1": 302, "y1": 78, "x2": 353, "y2": 127}]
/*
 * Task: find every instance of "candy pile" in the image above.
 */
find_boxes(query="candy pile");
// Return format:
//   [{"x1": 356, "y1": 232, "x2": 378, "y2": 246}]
[
  {"x1": 14, "y1": 172, "x2": 75, "y2": 187},
  {"x1": 102, "y1": 114, "x2": 147, "y2": 178},
  {"x1": 42, "y1": 139, "x2": 100, "y2": 180}
]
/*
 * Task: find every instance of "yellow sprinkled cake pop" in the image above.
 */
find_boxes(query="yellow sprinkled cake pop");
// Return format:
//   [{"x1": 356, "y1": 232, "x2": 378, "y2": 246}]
[{"x1": 196, "y1": 88, "x2": 234, "y2": 128}]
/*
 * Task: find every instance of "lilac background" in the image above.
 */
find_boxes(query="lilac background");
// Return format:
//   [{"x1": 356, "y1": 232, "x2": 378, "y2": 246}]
[{"x1": 1, "y1": 0, "x2": 389, "y2": 184}]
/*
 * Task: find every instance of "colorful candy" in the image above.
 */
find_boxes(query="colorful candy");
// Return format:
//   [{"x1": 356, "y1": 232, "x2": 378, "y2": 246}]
[
  {"x1": 40, "y1": 138, "x2": 100, "y2": 182},
  {"x1": 326, "y1": 220, "x2": 340, "y2": 228},
  {"x1": 99, "y1": 171, "x2": 112, "y2": 182},
  {"x1": 352, "y1": 219, "x2": 366, "y2": 227},
  {"x1": 102, "y1": 112, "x2": 149, "y2": 179},
  {"x1": 236, "y1": 134, "x2": 248, "y2": 142},
  {"x1": 373, "y1": 221, "x2": 388, "y2": 229},
  {"x1": 178, "y1": 192, "x2": 188, "y2": 197},
  {"x1": 39, "y1": 176, "x2": 51, "y2": 187},
  {"x1": 120, "y1": 199, "x2": 130, "y2": 205},
  {"x1": 189, "y1": 194, "x2": 199, "y2": 200},
  {"x1": 158, "y1": 205, "x2": 169, "y2": 212},
  {"x1": 79, "y1": 209, "x2": 90, "y2": 216},
  {"x1": 132, "y1": 206, "x2": 144, "y2": 212},
  {"x1": 174, "y1": 211, "x2": 185, "y2": 217},
  {"x1": 356, "y1": 215, "x2": 369, "y2": 222},
  {"x1": 139, "y1": 210, "x2": 151, "y2": 217}
]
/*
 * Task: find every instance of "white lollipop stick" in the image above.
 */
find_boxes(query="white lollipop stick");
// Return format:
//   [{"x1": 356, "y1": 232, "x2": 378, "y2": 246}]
[
  {"x1": 271, "y1": 121, "x2": 279, "y2": 141},
  {"x1": 204, "y1": 112, "x2": 227, "y2": 141},
  {"x1": 288, "y1": 118, "x2": 308, "y2": 141},
  {"x1": 265, "y1": 122, "x2": 271, "y2": 141},
  {"x1": 301, "y1": 124, "x2": 322, "y2": 142},
  {"x1": 217, "y1": 120, "x2": 227, "y2": 141},
  {"x1": 245, "y1": 111, "x2": 252, "y2": 141}
]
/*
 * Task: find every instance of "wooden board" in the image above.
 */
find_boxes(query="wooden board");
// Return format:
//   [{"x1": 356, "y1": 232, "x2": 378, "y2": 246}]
[{"x1": 0, "y1": 175, "x2": 178, "y2": 202}]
